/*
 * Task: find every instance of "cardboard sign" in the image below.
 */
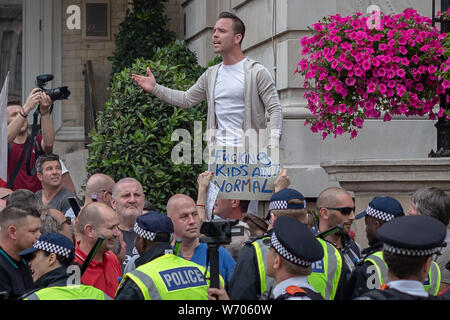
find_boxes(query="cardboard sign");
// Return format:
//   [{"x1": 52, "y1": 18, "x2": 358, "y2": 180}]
[{"x1": 209, "y1": 149, "x2": 280, "y2": 200}]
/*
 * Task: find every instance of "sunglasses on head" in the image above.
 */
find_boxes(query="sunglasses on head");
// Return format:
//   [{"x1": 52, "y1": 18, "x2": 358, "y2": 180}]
[{"x1": 324, "y1": 206, "x2": 356, "y2": 215}]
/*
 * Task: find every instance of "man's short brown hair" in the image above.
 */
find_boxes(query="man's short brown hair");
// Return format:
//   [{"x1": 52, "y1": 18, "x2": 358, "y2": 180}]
[
  {"x1": 218, "y1": 11, "x2": 246, "y2": 45},
  {"x1": 0, "y1": 204, "x2": 41, "y2": 228}
]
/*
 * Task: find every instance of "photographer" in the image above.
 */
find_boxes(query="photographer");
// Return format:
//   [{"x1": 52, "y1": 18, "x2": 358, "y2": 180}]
[{"x1": 6, "y1": 88, "x2": 54, "y2": 192}]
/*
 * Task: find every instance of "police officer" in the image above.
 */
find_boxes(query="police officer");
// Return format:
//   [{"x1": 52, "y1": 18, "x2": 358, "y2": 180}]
[
  {"x1": 228, "y1": 188, "x2": 308, "y2": 300},
  {"x1": 346, "y1": 196, "x2": 404, "y2": 298},
  {"x1": 349, "y1": 197, "x2": 441, "y2": 298},
  {"x1": 208, "y1": 215, "x2": 324, "y2": 300},
  {"x1": 115, "y1": 211, "x2": 214, "y2": 300},
  {"x1": 266, "y1": 215, "x2": 324, "y2": 300},
  {"x1": 357, "y1": 215, "x2": 447, "y2": 300},
  {"x1": 20, "y1": 233, "x2": 111, "y2": 300}
]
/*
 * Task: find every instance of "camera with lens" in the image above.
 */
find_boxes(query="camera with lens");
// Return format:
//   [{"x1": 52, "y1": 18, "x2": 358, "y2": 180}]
[
  {"x1": 200, "y1": 219, "x2": 242, "y2": 245},
  {"x1": 36, "y1": 74, "x2": 71, "y2": 101}
]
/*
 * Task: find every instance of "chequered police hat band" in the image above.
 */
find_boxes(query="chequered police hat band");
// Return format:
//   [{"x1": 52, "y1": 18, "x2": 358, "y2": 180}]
[
  {"x1": 383, "y1": 243, "x2": 443, "y2": 257},
  {"x1": 33, "y1": 240, "x2": 73, "y2": 259},
  {"x1": 134, "y1": 223, "x2": 173, "y2": 242},
  {"x1": 268, "y1": 200, "x2": 306, "y2": 212},
  {"x1": 271, "y1": 232, "x2": 311, "y2": 267},
  {"x1": 366, "y1": 205, "x2": 395, "y2": 222}
]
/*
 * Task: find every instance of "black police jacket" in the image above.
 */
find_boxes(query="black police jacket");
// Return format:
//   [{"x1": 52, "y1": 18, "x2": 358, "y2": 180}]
[
  {"x1": 228, "y1": 230, "x2": 273, "y2": 300},
  {"x1": 0, "y1": 247, "x2": 33, "y2": 300},
  {"x1": 344, "y1": 241, "x2": 383, "y2": 299},
  {"x1": 358, "y1": 288, "x2": 437, "y2": 300}
]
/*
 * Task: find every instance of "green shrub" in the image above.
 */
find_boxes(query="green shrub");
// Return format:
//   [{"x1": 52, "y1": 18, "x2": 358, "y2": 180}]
[
  {"x1": 88, "y1": 40, "x2": 212, "y2": 211},
  {"x1": 108, "y1": 0, "x2": 176, "y2": 81}
]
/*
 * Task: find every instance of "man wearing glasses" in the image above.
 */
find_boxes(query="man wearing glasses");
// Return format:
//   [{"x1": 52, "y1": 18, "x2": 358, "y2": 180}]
[
  {"x1": 315, "y1": 187, "x2": 361, "y2": 277},
  {"x1": 40, "y1": 207, "x2": 75, "y2": 243}
]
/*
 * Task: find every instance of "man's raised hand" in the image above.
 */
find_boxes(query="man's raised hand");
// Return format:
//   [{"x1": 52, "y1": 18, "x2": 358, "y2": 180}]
[{"x1": 132, "y1": 67, "x2": 156, "y2": 93}]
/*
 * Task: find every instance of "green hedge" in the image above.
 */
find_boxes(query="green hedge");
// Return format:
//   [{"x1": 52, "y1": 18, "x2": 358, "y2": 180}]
[
  {"x1": 108, "y1": 0, "x2": 176, "y2": 80},
  {"x1": 88, "y1": 41, "x2": 217, "y2": 211}
]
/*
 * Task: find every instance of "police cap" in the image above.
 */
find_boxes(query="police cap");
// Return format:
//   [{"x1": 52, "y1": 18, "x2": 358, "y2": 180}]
[
  {"x1": 271, "y1": 215, "x2": 323, "y2": 267},
  {"x1": 266, "y1": 188, "x2": 306, "y2": 220},
  {"x1": 355, "y1": 196, "x2": 404, "y2": 222},
  {"x1": 134, "y1": 211, "x2": 174, "y2": 243},
  {"x1": 19, "y1": 232, "x2": 75, "y2": 261},
  {"x1": 377, "y1": 215, "x2": 446, "y2": 257}
]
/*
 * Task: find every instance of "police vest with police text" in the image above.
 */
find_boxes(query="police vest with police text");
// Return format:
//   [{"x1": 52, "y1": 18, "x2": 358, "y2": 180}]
[
  {"x1": 251, "y1": 236, "x2": 276, "y2": 296},
  {"x1": 308, "y1": 238, "x2": 342, "y2": 300},
  {"x1": 119, "y1": 253, "x2": 220, "y2": 300},
  {"x1": 23, "y1": 284, "x2": 111, "y2": 300},
  {"x1": 365, "y1": 250, "x2": 441, "y2": 296}
]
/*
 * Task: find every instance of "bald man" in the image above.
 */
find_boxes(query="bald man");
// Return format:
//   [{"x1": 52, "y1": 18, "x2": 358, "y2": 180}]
[
  {"x1": 316, "y1": 187, "x2": 361, "y2": 275},
  {"x1": 74, "y1": 202, "x2": 122, "y2": 297},
  {"x1": 84, "y1": 173, "x2": 115, "y2": 207},
  {"x1": 167, "y1": 194, "x2": 236, "y2": 286},
  {"x1": 110, "y1": 177, "x2": 145, "y2": 273}
]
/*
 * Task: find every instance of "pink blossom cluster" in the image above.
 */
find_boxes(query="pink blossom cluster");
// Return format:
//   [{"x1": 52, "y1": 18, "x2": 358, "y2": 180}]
[{"x1": 297, "y1": 8, "x2": 450, "y2": 139}]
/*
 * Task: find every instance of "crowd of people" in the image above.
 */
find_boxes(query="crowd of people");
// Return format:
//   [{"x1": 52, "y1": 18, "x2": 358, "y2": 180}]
[
  {"x1": 2, "y1": 10, "x2": 450, "y2": 301},
  {"x1": 1, "y1": 159, "x2": 450, "y2": 300}
]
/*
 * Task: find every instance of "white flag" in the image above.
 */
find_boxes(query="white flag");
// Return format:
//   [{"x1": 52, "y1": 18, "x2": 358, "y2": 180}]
[{"x1": 0, "y1": 72, "x2": 9, "y2": 187}]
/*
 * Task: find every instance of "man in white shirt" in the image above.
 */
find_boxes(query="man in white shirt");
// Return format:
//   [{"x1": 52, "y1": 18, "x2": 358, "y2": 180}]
[{"x1": 132, "y1": 11, "x2": 282, "y2": 149}]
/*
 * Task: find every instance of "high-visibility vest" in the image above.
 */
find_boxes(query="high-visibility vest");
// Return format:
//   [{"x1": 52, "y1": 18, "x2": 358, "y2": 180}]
[
  {"x1": 365, "y1": 250, "x2": 441, "y2": 296},
  {"x1": 308, "y1": 238, "x2": 342, "y2": 300},
  {"x1": 23, "y1": 285, "x2": 111, "y2": 300},
  {"x1": 251, "y1": 236, "x2": 276, "y2": 295},
  {"x1": 119, "y1": 253, "x2": 222, "y2": 300}
]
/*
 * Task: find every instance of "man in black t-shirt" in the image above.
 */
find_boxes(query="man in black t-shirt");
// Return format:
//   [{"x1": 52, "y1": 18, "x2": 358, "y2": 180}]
[{"x1": 0, "y1": 204, "x2": 41, "y2": 299}]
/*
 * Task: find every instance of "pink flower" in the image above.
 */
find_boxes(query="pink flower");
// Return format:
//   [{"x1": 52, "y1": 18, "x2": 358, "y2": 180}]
[
  {"x1": 353, "y1": 117, "x2": 364, "y2": 128},
  {"x1": 400, "y1": 58, "x2": 410, "y2": 66},
  {"x1": 345, "y1": 77, "x2": 356, "y2": 86},
  {"x1": 329, "y1": 76, "x2": 338, "y2": 84},
  {"x1": 428, "y1": 65, "x2": 438, "y2": 74},
  {"x1": 338, "y1": 104, "x2": 347, "y2": 113},
  {"x1": 335, "y1": 126, "x2": 345, "y2": 136},
  {"x1": 367, "y1": 83, "x2": 377, "y2": 93},
  {"x1": 331, "y1": 36, "x2": 342, "y2": 43},
  {"x1": 313, "y1": 23, "x2": 323, "y2": 32},
  {"x1": 396, "y1": 69, "x2": 406, "y2": 78},
  {"x1": 343, "y1": 60, "x2": 353, "y2": 70},
  {"x1": 416, "y1": 83, "x2": 424, "y2": 92},
  {"x1": 442, "y1": 79, "x2": 450, "y2": 89},
  {"x1": 378, "y1": 83, "x2": 387, "y2": 94},
  {"x1": 383, "y1": 113, "x2": 392, "y2": 122},
  {"x1": 377, "y1": 67, "x2": 386, "y2": 77},
  {"x1": 397, "y1": 84, "x2": 407, "y2": 97},
  {"x1": 387, "y1": 80, "x2": 396, "y2": 88},
  {"x1": 298, "y1": 59, "x2": 309, "y2": 71},
  {"x1": 398, "y1": 46, "x2": 408, "y2": 55},
  {"x1": 386, "y1": 69, "x2": 396, "y2": 78},
  {"x1": 350, "y1": 130, "x2": 358, "y2": 139}
]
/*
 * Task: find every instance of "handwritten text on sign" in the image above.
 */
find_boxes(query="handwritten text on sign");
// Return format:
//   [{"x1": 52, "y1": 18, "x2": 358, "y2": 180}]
[{"x1": 211, "y1": 150, "x2": 280, "y2": 200}]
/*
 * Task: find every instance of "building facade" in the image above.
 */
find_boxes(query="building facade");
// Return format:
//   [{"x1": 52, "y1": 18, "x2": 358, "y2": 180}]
[{"x1": 0, "y1": 0, "x2": 442, "y2": 209}]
